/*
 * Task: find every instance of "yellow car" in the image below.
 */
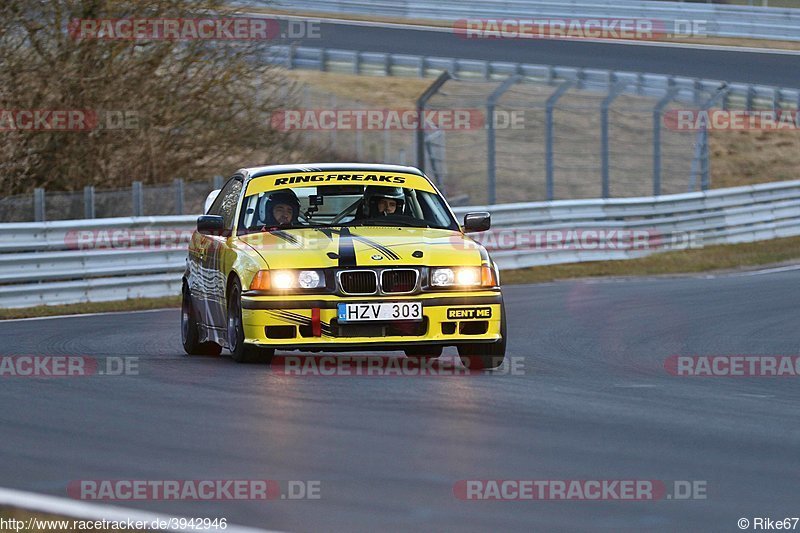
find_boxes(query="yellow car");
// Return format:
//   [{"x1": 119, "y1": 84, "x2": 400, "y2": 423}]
[{"x1": 181, "y1": 164, "x2": 506, "y2": 369}]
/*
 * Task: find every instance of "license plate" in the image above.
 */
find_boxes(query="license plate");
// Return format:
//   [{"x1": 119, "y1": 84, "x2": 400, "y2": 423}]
[{"x1": 337, "y1": 302, "x2": 423, "y2": 322}]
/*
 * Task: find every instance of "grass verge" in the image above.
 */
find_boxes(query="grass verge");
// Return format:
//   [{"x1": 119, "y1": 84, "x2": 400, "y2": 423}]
[
  {"x1": 502, "y1": 235, "x2": 800, "y2": 284},
  {"x1": 0, "y1": 296, "x2": 180, "y2": 320}
]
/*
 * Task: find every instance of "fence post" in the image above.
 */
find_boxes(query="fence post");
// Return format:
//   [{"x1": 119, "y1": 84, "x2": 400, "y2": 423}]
[
  {"x1": 329, "y1": 94, "x2": 338, "y2": 147},
  {"x1": 486, "y1": 75, "x2": 520, "y2": 205},
  {"x1": 174, "y1": 178, "x2": 184, "y2": 215},
  {"x1": 653, "y1": 85, "x2": 679, "y2": 196},
  {"x1": 415, "y1": 70, "x2": 452, "y2": 172},
  {"x1": 132, "y1": 181, "x2": 143, "y2": 217},
  {"x1": 383, "y1": 129, "x2": 391, "y2": 163},
  {"x1": 690, "y1": 84, "x2": 729, "y2": 191},
  {"x1": 355, "y1": 130, "x2": 364, "y2": 160},
  {"x1": 83, "y1": 185, "x2": 95, "y2": 219},
  {"x1": 34, "y1": 188, "x2": 45, "y2": 222},
  {"x1": 601, "y1": 81, "x2": 629, "y2": 199},
  {"x1": 545, "y1": 80, "x2": 575, "y2": 201}
]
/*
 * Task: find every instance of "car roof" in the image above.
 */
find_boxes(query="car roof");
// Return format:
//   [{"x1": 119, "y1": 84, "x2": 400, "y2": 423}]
[{"x1": 240, "y1": 163, "x2": 427, "y2": 180}]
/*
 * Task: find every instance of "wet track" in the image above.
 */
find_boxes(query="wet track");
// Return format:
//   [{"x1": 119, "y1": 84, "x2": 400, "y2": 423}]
[{"x1": 2, "y1": 269, "x2": 799, "y2": 531}]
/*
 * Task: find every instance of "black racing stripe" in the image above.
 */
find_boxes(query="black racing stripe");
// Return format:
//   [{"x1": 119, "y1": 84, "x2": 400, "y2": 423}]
[
  {"x1": 272, "y1": 231, "x2": 302, "y2": 247},
  {"x1": 350, "y1": 234, "x2": 400, "y2": 260},
  {"x1": 337, "y1": 227, "x2": 357, "y2": 267},
  {"x1": 267, "y1": 310, "x2": 334, "y2": 336},
  {"x1": 243, "y1": 294, "x2": 503, "y2": 310}
]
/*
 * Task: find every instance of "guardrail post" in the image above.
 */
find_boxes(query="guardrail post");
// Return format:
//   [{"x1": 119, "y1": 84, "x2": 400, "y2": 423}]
[
  {"x1": 174, "y1": 178, "x2": 184, "y2": 215},
  {"x1": 319, "y1": 48, "x2": 327, "y2": 72},
  {"x1": 486, "y1": 75, "x2": 520, "y2": 205},
  {"x1": 34, "y1": 188, "x2": 45, "y2": 222},
  {"x1": 398, "y1": 148, "x2": 406, "y2": 165},
  {"x1": 132, "y1": 181, "x2": 143, "y2": 217},
  {"x1": 416, "y1": 70, "x2": 452, "y2": 172},
  {"x1": 213, "y1": 175, "x2": 224, "y2": 189},
  {"x1": 353, "y1": 51, "x2": 360, "y2": 75},
  {"x1": 83, "y1": 186, "x2": 95, "y2": 219},
  {"x1": 287, "y1": 44, "x2": 295, "y2": 69},
  {"x1": 653, "y1": 86, "x2": 679, "y2": 196},
  {"x1": 746, "y1": 86, "x2": 755, "y2": 111},
  {"x1": 601, "y1": 81, "x2": 629, "y2": 199},
  {"x1": 384, "y1": 54, "x2": 391, "y2": 76},
  {"x1": 545, "y1": 80, "x2": 575, "y2": 201}
]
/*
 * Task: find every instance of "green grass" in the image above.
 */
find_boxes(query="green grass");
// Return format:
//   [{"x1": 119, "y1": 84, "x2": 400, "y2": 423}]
[
  {"x1": 502, "y1": 235, "x2": 800, "y2": 284},
  {"x1": 0, "y1": 296, "x2": 180, "y2": 320}
]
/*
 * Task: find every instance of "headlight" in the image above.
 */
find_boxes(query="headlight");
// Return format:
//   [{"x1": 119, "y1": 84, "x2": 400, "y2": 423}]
[
  {"x1": 298, "y1": 270, "x2": 322, "y2": 289},
  {"x1": 430, "y1": 266, "x2": 497, "y2": 288},
  {"x1": 431, "y1": 268, "x2": 456, "y2": 287},
  {"x1": 249, "y1": 270, "x2": 326, "y2": 291}
]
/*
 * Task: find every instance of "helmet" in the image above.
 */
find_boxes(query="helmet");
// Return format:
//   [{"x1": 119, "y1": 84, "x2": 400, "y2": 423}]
[
  {"x1": 260, "y1": 189, "x2": 300, "y2": 227},
  {"x1": 363, "y1": 186, "x2": 405, "y2": 217}
]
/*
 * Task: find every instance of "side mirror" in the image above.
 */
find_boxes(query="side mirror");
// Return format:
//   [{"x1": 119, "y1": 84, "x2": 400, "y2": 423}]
[
  {"x1": 204, "y1": 190, "x2": 221, "y2": 214},
  {"x1": 197, "y1": 215, "x2": 224, "y2": 235},
  {"x1": 463, "y1": 212, "x2": 491, "y2": 233}
]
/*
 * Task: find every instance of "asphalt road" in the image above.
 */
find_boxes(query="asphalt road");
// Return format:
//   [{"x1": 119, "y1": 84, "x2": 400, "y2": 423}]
[
  {"x1": 275, "y1": 18, "x2": 800, "y2": 87},
  {"x1": 1, "y1": 268, "x2": 799, "y2": 531}
]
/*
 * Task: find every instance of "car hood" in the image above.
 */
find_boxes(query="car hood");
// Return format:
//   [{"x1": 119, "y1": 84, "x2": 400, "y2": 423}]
[{"x1": 237, "y1": 226, "x2": 486, "y2": 270}]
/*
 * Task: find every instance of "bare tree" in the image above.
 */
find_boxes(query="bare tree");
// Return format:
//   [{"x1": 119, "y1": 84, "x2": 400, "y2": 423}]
[{"x1": 0, "y1": 0, "x2": 317, "y2": 194}]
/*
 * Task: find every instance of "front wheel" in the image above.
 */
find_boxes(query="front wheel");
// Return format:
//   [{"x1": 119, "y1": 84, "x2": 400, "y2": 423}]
[
  {"x1": 182, "y1": 283, "x2": 222, "y2": 356},
  {"x1": 227, "y1": 279, "x2": 273, "y2": 364}
]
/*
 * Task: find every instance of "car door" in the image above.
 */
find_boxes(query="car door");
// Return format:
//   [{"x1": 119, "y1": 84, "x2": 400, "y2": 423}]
[{"x1": 195, "y1": 176, "x2": 243, "y2": 344}]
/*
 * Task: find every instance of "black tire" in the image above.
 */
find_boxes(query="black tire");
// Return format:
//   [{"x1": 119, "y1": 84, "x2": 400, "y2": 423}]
[
  {"x1": 404, "y1": 345, "x2": 443, "y2": 362},
  {"x1": 457, "y1": 300, "x2": 507, "y2": 371},
  {"x1": 182, "y1": 283, "x2": 222, "y2": 356},
  {"x1": 227, "y1": 279, "x2": 273, "y2": 364}
]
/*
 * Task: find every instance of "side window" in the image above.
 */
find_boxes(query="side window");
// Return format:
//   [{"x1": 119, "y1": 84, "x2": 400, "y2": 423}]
[{"x1": 209, "y1": 177, "x2": 243, "y2": 230}]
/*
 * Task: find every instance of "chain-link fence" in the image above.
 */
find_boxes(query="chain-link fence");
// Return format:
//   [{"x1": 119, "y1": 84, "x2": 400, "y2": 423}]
[{"x1": 0, "y1": 177, "x2": 224, "y2": 223}]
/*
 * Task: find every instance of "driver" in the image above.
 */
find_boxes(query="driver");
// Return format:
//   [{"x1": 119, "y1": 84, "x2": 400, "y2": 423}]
[
  {"x1": 261, "y1": 190, "x2": 300, "y2": 227},
  {"x1": 363, "y1": 186, "x2": 405, "y2": 217}
]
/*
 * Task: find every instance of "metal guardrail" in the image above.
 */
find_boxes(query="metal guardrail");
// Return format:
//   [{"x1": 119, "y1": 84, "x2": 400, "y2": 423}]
[
  {"x1": 268, "y1": 45, "x2": 800, "y2": 111},
  {"x1": 2, "y1": 180, "x2": 800, "y2": 308},
  {"x1": 266, "y1": 0, "x2": 800, "y2": 41}
]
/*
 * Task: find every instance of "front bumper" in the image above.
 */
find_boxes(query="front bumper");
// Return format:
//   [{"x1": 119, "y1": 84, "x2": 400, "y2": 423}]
[{"x1": 241, "y1": 290, "x2": 503, "y2": 350}]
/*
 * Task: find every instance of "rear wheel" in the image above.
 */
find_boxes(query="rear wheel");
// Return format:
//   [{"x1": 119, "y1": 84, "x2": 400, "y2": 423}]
[
  {"x1": 227, "y1": 279, "x2": 273, "y2": 364},
  {"x1": 182, "y1": 283, "x2": 222, "y2": 356},
  {"x1": 457, "y1": 301, "x2": 507, "y2": 371}
]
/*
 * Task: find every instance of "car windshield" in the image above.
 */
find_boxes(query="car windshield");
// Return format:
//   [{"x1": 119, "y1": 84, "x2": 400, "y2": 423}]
[{"x1": 238, "y1": 183, "x2": 459, "y2": 233}]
